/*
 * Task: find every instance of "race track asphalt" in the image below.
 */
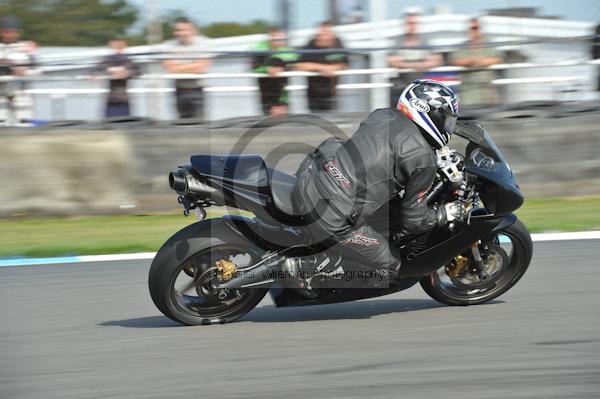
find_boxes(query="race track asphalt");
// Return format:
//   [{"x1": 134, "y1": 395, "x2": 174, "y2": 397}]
[{"x1": 1, "y1": 240, "x2": 599, "y2": 399}]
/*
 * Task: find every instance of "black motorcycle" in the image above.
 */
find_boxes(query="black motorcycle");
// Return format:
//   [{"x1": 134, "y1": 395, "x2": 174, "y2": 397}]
[{"x1": 149, "y1": 120, "x2": 532, "y2": 326}]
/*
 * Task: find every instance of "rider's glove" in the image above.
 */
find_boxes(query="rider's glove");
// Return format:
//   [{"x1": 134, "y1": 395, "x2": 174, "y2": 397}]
[{"x1": 437, "y1": 201, "x2": 467, "y2": 226}]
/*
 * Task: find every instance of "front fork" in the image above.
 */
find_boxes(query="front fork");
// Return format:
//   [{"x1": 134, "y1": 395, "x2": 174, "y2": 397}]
[{"x1": 470, "y1": 242, "x2": 490, "y2": 281}]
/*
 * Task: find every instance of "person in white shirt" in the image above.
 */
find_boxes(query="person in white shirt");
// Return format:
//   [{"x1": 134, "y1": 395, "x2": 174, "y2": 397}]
[
  {"x1": 0, "y1": 15, "x2": 37, "y2": 125},
  {"x1": 161, "y1": 17, "x2": 212, "y2": 119},
  {"x1": 387, "y1": 12, "x2": 442, "y2": 107}
]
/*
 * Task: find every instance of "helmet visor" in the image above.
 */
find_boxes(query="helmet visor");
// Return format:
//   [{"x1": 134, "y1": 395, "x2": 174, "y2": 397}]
[{"x1": 444, "y1": 114, "x2": 458, "y2": 135}]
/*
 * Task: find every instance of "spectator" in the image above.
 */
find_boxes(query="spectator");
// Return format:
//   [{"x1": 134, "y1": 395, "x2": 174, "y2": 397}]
[
  {"x1": 251, "y1": 27, "x2": 298, "y2": 116},
  {"x1": 162, "y1": 17, "x2": 212, "y2": 119},
  {"x1": 0, "y1": 15, "x2": 36, "y2": 125},
  {"x1": 93, "y1": 38, "x2": 140, "y2": 118},
  {"x1": 592, "y1": 22, "x2": 600, "y2": 92},
  {"x1": 387, "y1": 12, "x2": 443, "y2": 107},
  {"x1": 296, "y1": 21, "x2": 348, "y2": 112},
  {"x1": 450, "y1": 17, "x2": 503, "y2": 106}
]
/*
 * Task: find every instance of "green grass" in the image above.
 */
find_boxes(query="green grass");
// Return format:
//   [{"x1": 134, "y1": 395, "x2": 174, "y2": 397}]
[
  {"x1": 0, "y1": 209, "x2": 248, "y2": 258},
  {"x1": 515, "y1": 196, "x2": 600, "y2": 233},
  {"x1": 0, "y1": 213, "x2": 191, "y2": 258},
  {"x1": 1, "y1": 197, "x2": 599, "y2": 258}
]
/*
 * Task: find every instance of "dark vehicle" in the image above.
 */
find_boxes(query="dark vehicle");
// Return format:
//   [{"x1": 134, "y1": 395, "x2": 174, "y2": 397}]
[{"x1": 149, "y1": 121, "x2": 532, "y2": 325}]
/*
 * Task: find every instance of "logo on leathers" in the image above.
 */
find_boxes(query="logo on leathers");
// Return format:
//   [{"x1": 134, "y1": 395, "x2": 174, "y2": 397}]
[
  {"x1": 342, "y1": 232, "x2": 380, "y2": 247},
  {"x1": 324, "y1": 161, "x2": 350, "y2": 188}
]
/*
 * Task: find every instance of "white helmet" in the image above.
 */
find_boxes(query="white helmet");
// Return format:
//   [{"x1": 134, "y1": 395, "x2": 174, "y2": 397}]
[{"x1": 397, "y1": 79, "x2": 459, "y2": 149}]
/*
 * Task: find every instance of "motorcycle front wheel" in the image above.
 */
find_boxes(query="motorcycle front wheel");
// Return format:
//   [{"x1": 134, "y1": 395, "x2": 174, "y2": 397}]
[{"x1": 420, "y1": 218, "x2": 533, "y2": 306}]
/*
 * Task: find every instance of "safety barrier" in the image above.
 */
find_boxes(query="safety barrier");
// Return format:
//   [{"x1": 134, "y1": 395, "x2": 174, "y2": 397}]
[
  {"x1": 1, "y1": 56, "x2": 595, "y2": 122},
  {"x1": 1, "y1": 104, "x2": 599, "y2": 217},
  {"x1": 2, "y1": 12, "x2": 598, "y2": 121}
]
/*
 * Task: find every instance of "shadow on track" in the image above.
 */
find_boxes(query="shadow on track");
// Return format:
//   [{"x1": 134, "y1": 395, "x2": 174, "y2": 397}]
[
  {"x1": 99, "y1": 316, "x2": 183, "y2": 329},
  {"x1": 98, "y1": 298, "x2": 504, "y2": 328},
  {"x1": 240, "y1": 298, "x2": 448, "y2": 323}
]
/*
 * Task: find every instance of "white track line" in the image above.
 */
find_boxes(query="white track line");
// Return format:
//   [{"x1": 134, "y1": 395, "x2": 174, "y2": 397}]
[
  {"x1": 0, "y1": 231, "x2": 599, "y2": 268},
  {"x1": 78, "y1": 253, "x2": 157, "y2": 263},
  {"x1": 531, "y1": 231, "x2": 600, "y2": 242}
]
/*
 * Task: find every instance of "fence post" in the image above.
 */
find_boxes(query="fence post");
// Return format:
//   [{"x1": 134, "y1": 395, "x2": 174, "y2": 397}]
[
  {"x1": 50, "y1": 92, "x2": 66, "y2": 120},
  {"x1": 368, "y1": 0, "x2": 389, "y2": 109}
]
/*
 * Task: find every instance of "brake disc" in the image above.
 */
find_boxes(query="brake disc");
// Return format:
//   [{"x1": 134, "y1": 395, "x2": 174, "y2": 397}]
[{"x1": 447, "y1": 244, "x2": 508, "y2": 288}]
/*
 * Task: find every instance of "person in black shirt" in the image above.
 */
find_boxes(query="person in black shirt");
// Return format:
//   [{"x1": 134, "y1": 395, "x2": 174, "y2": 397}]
[
  {"x1": 296, "y1": 21, "x2": 348, "y2": 112},
  {"x1": 93, "y1": 39, "x2": 140, "y2": 117},
  {"x1": 251, "y1": 27, "x2": 298, "y2": 116}
]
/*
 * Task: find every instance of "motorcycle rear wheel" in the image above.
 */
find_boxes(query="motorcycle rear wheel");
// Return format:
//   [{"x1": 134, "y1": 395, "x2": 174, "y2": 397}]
[
  {"x1": 420, "y1": 218, "x2": 532, "y2": 306},
  {"x1": 148, "y1": 219, "x2": 268, "y2": 325}
]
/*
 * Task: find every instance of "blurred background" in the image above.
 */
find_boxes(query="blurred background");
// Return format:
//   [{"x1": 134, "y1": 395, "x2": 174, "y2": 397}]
[
  {"x1": 1, "y1": 0, "x2": 599, "y2": 121},
  {"x1": 0, "y1": 0, "x2": 599, "y2": 256}
]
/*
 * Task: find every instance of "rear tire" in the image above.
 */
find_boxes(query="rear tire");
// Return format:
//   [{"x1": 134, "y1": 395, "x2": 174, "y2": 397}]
[
  {"x1": 420, "y1": 218, "x2": 532, "y2": 306},
  {"x1": 148, "y1": 218, "x2": 268, "y2": 325}
]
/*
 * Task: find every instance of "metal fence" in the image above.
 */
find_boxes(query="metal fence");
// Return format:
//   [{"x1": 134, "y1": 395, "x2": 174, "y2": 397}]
[{"x1": 1, "y1": 14, "x2": 599, "y2": 123}]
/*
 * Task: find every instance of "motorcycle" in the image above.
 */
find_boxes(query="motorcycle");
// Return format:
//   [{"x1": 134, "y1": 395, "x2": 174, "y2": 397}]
[{"x1": 149, "y1": 120, "x2": 533, "y2": 325}]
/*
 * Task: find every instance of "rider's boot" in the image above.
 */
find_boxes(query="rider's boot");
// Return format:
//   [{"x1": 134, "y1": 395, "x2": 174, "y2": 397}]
[{"x1": 284, "y1": 252, "x2": 395, "y2": 289}]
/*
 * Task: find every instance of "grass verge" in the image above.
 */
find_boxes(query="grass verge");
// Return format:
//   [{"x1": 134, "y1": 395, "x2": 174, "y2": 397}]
[{"x1": 1, "y1": 197, "x2": 599, "y2": 258}]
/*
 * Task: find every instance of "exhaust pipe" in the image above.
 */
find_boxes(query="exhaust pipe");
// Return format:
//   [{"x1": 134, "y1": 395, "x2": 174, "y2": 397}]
[
  {"x1": 169, "y1": 167, "x2": 216, "y2": 198},
  {"x1": 169, "y1": 169, "x2": 188, "y2": 193}
]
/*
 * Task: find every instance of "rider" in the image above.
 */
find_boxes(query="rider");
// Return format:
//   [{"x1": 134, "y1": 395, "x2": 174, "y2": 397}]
[{"x1": 292, "y1": 79, "x2": 466, "y2": 286}]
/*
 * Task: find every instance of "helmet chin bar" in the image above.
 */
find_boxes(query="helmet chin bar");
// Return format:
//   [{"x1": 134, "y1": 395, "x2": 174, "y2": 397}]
[
  {"x1": 414, "y1": 124, "x2": 446, "y2": 150},
  {"x1": 436, "y1": 147, "x2": 464, "y2": 183}
]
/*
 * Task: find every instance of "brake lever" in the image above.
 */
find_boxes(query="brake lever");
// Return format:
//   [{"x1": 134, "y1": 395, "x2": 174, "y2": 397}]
[
  {"x1": 466, "y1": 208, "x2": 496, "y2": 225},
  {"x1": 466, "y1": 208, "x2": 476, "y2": 226}
]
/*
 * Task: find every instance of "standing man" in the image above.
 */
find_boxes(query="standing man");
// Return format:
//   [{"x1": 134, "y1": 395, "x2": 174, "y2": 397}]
[
  {"x1": 592, "y1": 22, "x2": 600, "y2": 92},
  {"x1": 296, "y1": 21, "x2": 348, "y2": 113},
  {"x1": 450, "y1": 17, "x2": 503, "y2": 106},
  {"x1": 251, "y1": 27, "x2": 298, "y2": 116},
  {"x1": 93, "y1": 38, "x2": 140, "y2": 117},
  {"x1": 0, "y1": 15, "x2": 36, "y2": 125},
  {"x1": 387, "y1": 12, "x2": 443, "y2": 107},
  {"x1": 162, "y1": 17, "x2": 212, "y2": 119}
]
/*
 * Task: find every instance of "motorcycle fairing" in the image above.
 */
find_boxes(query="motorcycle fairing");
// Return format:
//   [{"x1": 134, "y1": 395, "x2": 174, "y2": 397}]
[
  {"x1": 191, "y1": 154, "x2": 303, "y2": 225},
  {"x1": 455, "y1": 121, "x2": 524, "y2": 215}
]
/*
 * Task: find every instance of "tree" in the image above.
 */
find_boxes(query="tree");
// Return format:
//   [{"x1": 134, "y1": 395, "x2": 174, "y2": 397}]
[
  {"x1": 0, "y1": 0, "x2": 139, "y2": 46},
  {"x1": 156, "y1": 12, "x2": 270, "y2": 40},
  {"x1": 202, "y1": 20, "x2": 270, "y2": 38}
]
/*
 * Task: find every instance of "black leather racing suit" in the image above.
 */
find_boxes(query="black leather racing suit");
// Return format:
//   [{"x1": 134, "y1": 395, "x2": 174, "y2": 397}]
[{"x1": 292, "y1": 108, "x2": 439, "y2": 276}]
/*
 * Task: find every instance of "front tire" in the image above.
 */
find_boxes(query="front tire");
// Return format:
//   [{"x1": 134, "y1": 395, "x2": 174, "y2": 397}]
[
  {"x1": 420, "y1": 218, "x2": 533, "y2": 306},
  {"x1": 148, "y1": 218, "x2": 268, "y2": 325}
]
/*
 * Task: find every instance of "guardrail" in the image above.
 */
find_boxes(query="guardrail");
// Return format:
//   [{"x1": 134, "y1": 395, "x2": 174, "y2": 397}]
[
  {"x1": 3, "y1": 58, "x2": 598, "y2": 97},
  {"x1": 2, "y1": 33, "x2": 598, "y2": 121},
  {"x1": 4, "y1": 58, "x2": 600, "y2": 81},
  {"x1": 2, "y1": 108, "x2": 599, "y2": 216}
]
